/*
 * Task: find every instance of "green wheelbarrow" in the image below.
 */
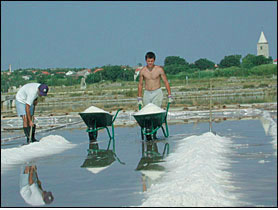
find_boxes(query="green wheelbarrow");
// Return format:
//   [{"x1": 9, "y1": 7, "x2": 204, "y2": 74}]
[
  {"x1": 133, "y1": 102, "x2": 170, "y2": 141},
  {"x1": 79, "y1": 108, "x2": 122, "y2": 153}
]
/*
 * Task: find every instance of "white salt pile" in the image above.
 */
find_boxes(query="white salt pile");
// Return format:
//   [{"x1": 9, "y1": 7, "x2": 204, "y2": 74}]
[
  {"x1": 81, "y1": 105, "x2": 110, "y2": 114},
  {"x1": 140, "y1": 132, "x2": 241, "y2": 207},
  {"x1": 1, "y1": 135, "x2": 77, "y2": 166},
  {"x1": 134, "y1": 103, "x2": 166, "y2": 116}
]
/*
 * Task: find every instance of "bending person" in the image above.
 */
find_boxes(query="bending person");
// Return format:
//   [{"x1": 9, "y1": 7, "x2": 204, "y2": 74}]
[{"x1": 15, "y1": 83, "x2": 48, "y2": 144}]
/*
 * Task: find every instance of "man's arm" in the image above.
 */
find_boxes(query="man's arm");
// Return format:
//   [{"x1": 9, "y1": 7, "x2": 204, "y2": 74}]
[
  {"x1": 160, "y1": 68, "x2": 171, "y2": 96},
  {"x1": 28, "y1": 167, "x2": 35, "y2": 185},
  {"x1": 138, "y1": 70, "x2": 144, "y2": 97},
  {"x1": 25, "y1": 104, "x2": 34, "y2": 127},
  {"x1": 34, "y1": 98, "x2": 38, "y2": 106}
]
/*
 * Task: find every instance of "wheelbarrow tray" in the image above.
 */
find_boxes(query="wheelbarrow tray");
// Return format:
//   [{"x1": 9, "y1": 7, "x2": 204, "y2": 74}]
[
  {"x1": 79, "y1": 112, "x2": 113, "y2": 128},
  {"x1": 81, "y1": 150, "x2": 115, "y2": 168},
  {"x1": 133, "y1": 112, "x2": 166, "y2": 128},
  {"x1": 136, "y1": 156, "x2": 165, "y2": 171}
]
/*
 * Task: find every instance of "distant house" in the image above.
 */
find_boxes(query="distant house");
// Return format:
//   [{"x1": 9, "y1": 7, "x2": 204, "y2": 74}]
[
  {"x1": 121, "y1": 65, "x2": 128, "y2": 70},
  {"x1": 2, "y1": 71, "x2": 11, "y2": 75},
  {"x1": 42, "y1": 71, "x2": 50, "y2": 75},
  {"x1": 66, "y1": 71, "x2": 74, "y2": 76},
  {"x1": 56, "y1": 72, "x2": 65, "y2": 75},
  {"x1": 22, "y1": 75, "x2": 30, "y2": 80},
  {"x1": 93, "y1": 68, "x2": 104, "y2": 73},
  {"x1": 76, "y1": 69, "x2": 91, "y2": 77},
  {"x1": 273, "y1": 59, "x2": 277, "y2": 65}
]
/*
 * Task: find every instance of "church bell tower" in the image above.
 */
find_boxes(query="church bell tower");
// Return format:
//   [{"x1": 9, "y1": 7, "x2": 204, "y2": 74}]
[{"x1": 257, "y1": 31, "x2": 269, "y2": 58}]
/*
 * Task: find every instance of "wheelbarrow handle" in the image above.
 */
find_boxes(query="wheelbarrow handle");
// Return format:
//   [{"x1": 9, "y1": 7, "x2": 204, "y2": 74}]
[
  {"x1": 112, "y1": 108, "x2": 122, "y2": 123},
  {"x1": 166, "y1": 102, "x2": 170, "y2": 114}
]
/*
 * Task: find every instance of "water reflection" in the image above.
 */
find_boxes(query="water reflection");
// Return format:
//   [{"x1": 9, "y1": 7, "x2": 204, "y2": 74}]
[
  {"x1": 136, "y1": 140, "x2": 170, "y2": 192},
  {"x1": 81, "y1": 139, "x2": 116, "y2": 174},
  {"x1": 19, "y1": 163, "x2": 54, "y2": 206},
  {"x1": 260, "y1": 116, "x2": 271, "y2": 136}
]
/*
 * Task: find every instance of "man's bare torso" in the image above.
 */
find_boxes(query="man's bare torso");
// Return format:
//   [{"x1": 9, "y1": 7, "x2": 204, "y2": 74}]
[{"x1": 141, "y1": 65, "x2": 163, "y2": 91}]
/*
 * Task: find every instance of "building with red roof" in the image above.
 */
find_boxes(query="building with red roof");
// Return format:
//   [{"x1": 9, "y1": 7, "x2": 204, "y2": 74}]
[
  {"x1": 93, "y1": 68, "x2": 104, "y2": 73},
  {"x1": 42, "y1": 71, "x2": 50, "y2": 75}
]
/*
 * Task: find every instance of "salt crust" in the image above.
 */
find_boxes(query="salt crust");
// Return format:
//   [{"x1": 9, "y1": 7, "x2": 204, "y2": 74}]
[
  {"x1": 81, "y1": 106, "x2": 109, "y2": 114},
  {"x1": 133, "y1": 103, "x2": 166, "y2": 116}
]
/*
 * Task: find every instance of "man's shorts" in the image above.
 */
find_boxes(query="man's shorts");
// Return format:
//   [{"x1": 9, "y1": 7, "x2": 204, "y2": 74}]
[
  {"x1": 143, "y1": 88, "x2": 163, "y2": 107},
  {"x1": 16, "y1": 100, "x2": 34, "y2": 117}
]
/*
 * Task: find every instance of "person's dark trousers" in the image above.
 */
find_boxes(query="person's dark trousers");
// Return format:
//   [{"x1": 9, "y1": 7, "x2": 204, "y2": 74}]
[
  {"x1": 31, "y1": 124, "x2": 38, "y2": 142},
  {"x1": 23, "y1": 127, "x2": 30, "y2": 144}
]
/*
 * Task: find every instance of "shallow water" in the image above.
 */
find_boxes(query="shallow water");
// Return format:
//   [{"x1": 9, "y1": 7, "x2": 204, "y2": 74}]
[{"x1": 1, "y1": 117, "x2": 277, "y2": 207}]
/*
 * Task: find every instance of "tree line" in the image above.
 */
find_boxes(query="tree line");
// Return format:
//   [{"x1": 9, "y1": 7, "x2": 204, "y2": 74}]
[{"x1": 1, "y1": 53, "x2": 276, "y2": 92}]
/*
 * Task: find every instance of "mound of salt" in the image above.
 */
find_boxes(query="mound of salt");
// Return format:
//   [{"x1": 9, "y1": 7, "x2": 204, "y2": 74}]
[
  {"x1": 134, "y1": 103, "x2": 166, "y2": 116},
  {"x1": 1, "y1": 135, "x2": 77, "y2": 165},
  {"x1": 81, "y1": 105, "x2": 110, "y2": 114}
]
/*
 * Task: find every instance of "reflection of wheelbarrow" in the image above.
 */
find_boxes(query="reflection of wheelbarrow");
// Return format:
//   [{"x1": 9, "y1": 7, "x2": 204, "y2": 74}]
[
  {"x1": 79, "y1": 107, "x2": 122, "y2": 153},
  {"x1": 133, "y1": 103, "x2": 170, "y2": 141},
  {"x1": 136, "y1": 141, "x2": 169, "y2": 170},
  {"x1": 135, "y1": 141, "x2": 169, "y2": 191},
  {"x1": 80, "y1": 141, "x2": 119, "y2": 174}
]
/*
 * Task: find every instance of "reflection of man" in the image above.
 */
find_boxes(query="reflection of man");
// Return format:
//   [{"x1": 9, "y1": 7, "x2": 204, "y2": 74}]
[
  {"x1": 19, "y1": 165, "x2": 54, "y2": 206},
  {"x1": 136, "y1": 141, "x2": 166, "y2": 192}
]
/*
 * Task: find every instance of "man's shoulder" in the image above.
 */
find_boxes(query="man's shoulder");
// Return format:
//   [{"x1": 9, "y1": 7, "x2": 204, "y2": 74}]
[
  {"x1": 155, "y1": 65, "x2": 164, "y2": 73},
  {"x1": 140, "y1": 66, "x2": 147, "y2": 74}
]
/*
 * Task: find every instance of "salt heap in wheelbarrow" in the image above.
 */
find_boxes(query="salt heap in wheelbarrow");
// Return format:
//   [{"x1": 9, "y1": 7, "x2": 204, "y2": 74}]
[
  {"x1": 133, "y1": 103, "x2": 166, "y2": 128},
  {"x1": 79, "y1": 106, "x2": 113, "y2": 128}
]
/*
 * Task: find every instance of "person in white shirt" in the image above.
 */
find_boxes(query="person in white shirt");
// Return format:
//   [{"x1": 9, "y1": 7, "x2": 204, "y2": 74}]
[
  {"x1": 16, "y1": 83, "x2": 48, "y2": 144},
  {"x1": 19, "y1": 165, "x2": 54, "y2": 206}
]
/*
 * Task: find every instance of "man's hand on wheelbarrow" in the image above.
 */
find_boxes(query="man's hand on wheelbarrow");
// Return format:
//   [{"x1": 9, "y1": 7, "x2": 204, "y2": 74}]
[
  {"x1": 137, "y1": 97, "x2": 143, "y2": 107},
  {"x1": 168, "y1": 95, "x2": 174, "y2": 103}
]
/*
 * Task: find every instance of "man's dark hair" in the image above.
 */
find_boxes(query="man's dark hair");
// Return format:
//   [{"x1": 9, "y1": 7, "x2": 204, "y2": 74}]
[{"x1": 145, "y1": 52, "x2": 156, "y2": 60}]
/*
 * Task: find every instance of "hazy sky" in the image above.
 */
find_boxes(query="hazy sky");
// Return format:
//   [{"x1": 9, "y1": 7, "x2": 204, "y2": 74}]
[{"x1": 1, "y1": 1, "x2": 277, "y2": 70}]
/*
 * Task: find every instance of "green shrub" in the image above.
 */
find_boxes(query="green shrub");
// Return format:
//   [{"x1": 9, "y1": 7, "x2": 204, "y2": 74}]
[
  {"x1": 258, "y1": 83, "x2": 269, "y2": 88},
  {"x1": 249, "y1": 64, "x2": 277, "y2": 76},
  {"x1": 124, "y1": 89, "x2": 137, "y2": 97},
  {"x1": 243, "y1": 84, "x2": 255, "y2": 89}
]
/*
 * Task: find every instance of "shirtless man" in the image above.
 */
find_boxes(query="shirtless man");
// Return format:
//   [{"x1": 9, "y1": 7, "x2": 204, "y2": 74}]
[{"x1": 137, "y1": 52, "x2": 173, "y2": 107}]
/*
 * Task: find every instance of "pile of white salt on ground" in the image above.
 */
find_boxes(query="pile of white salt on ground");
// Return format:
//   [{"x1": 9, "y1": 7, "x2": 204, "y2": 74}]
[
  {"x1": 139, "y1": 132, "x2": 242, "y2": 207},
  {"x1": 81, "y1": 105, "x2": 110, "y2": 114},
  {"x1": 133, "y1": 103, "x2": 166, "y2": 116},
  {"x1": 1, "y1": 135, "x2": 77, "y2": 166}
]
